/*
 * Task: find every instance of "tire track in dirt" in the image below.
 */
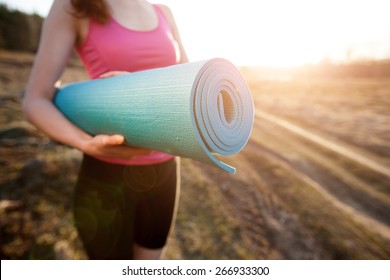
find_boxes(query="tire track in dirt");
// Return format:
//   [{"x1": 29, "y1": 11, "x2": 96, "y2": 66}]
[
  {"x1": 256, "y1": 110, "x2": 390, "y2": 179},
  {"x1": 254, "y1": 142, "x2": 390, "y2": 240},
  {"x1": 251, "y1": 112, "x2": 390, "y2": 240},
  {"x1": 252, "y1": 119, "x2": 390, "y2": 226}
]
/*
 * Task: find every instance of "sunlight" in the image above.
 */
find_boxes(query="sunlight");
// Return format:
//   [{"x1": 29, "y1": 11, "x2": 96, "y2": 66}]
[
  {"x1": 2, "y1": 0, "x2": 389, "y2": 66},
  {"x1": 162, "y1": 0, "x2": 390, "y2": 66}
]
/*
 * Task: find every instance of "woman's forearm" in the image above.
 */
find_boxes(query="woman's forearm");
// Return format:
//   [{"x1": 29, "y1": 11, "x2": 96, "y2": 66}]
[
  {"x1": 22, "y1": 96, "x2": 91, "y2": 151},
  {"x1": 22, "y1": 96, "x2": 152, "y2": 158}
]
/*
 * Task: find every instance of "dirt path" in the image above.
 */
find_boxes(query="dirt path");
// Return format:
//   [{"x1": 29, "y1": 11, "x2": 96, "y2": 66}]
[
  {"x1": 250, "y1": 138, "x2": 390, "y2": 240},
  {"x1": 256, "y1": 110, "x2": 390, "y2": 179},
  {"x1": 247, "y1": 111, "x2": 390, "y2": 240}
]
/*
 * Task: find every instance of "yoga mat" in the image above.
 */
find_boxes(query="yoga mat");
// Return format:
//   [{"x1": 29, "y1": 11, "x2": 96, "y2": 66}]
[{"x1": 54, "y1": 58, "x2": 254, "y2": 173}]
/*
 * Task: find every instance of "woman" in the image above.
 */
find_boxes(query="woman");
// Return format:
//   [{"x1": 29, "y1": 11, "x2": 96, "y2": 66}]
[{"x1": 23, "y1": 0, "x2": 188, "y2": 259}]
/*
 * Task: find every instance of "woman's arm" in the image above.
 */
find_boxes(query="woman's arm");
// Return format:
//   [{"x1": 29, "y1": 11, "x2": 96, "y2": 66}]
[
  {"x1": 23, "y1": 0, "x2": 151, "y2": 158},
  {"x1": 158, "y1": 4, "x2": 189, "y2": 63}
]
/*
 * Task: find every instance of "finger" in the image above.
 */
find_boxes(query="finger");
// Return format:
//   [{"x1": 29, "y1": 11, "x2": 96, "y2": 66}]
[
  {"x1": 99, "y1": 71, "x2": 129, "y2": 79},
  {"x1": 105, "y1": 135, "x2": 125, "y2": 145},
  {"x1": 99, "y1": 72, "x2": 116, "y2": 79},
  {"x1": 93, "y1": 134, "x2": 123, "y2": 146}
]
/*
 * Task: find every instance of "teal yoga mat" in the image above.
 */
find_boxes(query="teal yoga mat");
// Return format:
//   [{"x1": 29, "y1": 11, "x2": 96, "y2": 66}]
[{"x1": 55, "y1": 58, "x2": 254, "y2": 173}]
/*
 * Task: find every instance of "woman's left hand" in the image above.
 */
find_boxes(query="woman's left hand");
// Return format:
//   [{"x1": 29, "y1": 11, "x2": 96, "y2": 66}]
[{"x1": 99, "y1": 71, "x2": 130, "y2": 78}]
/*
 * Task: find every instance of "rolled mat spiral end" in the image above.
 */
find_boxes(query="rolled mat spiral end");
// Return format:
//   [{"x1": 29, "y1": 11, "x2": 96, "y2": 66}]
[{"x1": 55, "y1": 58, "x2": 254, "y2": 173}]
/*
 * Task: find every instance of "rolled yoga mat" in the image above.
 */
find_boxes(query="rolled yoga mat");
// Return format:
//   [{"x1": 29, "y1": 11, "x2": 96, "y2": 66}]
[{"x1": 54, "y1": 58, "x2": 254, "y2": 173}]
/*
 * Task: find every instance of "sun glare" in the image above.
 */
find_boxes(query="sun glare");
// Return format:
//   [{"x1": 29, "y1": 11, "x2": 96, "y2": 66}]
[
  {"x1": 164, "y1": 0, "x2": 390, "y2": 67},
  {"x1": 2, "y1": 0, "x2": 389, "y2": 67}
]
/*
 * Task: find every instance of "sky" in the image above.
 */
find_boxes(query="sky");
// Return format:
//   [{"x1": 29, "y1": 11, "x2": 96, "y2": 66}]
[{"x1": 1, "y1": 0, "x2": 390, "y2": 67}]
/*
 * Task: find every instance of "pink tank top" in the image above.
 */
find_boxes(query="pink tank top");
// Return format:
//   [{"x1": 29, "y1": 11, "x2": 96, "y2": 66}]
[{"x1": 76, "y1": 5, "x2": 179, "y2": 165}]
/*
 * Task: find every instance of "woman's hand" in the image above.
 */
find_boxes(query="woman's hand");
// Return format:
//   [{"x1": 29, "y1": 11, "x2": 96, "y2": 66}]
[
  {"x1": 99, "y1": 71, "x2": 130, "y2": 78},
  {"x1": 79, "y1": 134, "x2": 153, "y2": 159},
  {"x1": 82, "y1": 70, "x2": 153, "y2": 159}
]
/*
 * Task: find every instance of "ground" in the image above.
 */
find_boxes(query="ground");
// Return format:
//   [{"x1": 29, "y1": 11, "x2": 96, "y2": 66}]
[{"x1": 1, "y1": 50, "x2": 389, "y2": 259}]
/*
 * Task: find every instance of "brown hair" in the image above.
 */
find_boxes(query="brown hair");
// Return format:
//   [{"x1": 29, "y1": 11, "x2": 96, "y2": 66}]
[{"x1": 70, "y1": 0, "x2": 110, "y2": 24}]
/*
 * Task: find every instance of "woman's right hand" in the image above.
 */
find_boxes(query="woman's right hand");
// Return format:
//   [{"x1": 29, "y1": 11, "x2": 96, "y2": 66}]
[{"x1": 79, "y1": 134, "x2": 153, "y2": 159}]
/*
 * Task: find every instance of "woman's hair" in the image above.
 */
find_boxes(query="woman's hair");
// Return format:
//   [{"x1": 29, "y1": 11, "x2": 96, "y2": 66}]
[{"x1": 70, "y1": 0, "x2": 110, "y2": 24}]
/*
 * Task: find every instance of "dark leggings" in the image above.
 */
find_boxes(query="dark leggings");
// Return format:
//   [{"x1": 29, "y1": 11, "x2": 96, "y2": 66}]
[{"x1": 73, "y1": 155, "x2": 179, "y2": 260}]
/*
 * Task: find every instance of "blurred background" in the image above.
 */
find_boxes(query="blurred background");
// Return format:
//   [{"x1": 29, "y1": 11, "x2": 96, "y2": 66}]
[{"x1": 0, "y1": 0, "x2": 389, "y2": 259}]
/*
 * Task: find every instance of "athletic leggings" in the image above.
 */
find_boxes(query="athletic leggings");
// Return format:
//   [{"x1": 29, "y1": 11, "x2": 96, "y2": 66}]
[{"x1": 73, "y1": 155, "x2": 179, "y2": 260}]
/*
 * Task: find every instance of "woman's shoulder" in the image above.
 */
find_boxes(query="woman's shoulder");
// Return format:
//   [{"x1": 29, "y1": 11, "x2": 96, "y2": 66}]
[
  {"x1": 155, "y1": 4, "x2": 174, "y2": 22},
  {"x1": 155, "y1": 4, "x2": 177, "y2": 29},
  {"x1": 49, "y1": 0, "x2": 76, "y2": 17},
  {"x1": 45, "y1": 0, "x2": 79, "y2": 26},
  {"x1": 46, "y1": 0, "x2": 86, "y2": 45}
]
